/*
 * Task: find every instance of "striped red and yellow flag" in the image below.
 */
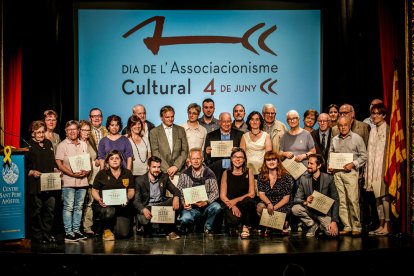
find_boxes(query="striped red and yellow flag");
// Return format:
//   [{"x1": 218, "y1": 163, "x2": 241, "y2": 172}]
[{"x1": 384, "y1": 69, "x2": 407, "y2": 218}]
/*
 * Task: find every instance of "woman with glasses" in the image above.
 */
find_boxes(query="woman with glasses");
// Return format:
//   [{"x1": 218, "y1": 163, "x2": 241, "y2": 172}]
[
  {"x1": 26, "y1": 120, "x2": 60, "y2": 244},
  {"x1": 55, "y1": 120, "x2": 90, "y2": 242},
  {"x1": 364, "y1": 103, "x2": 391, "y2": 236},
  {"x1": 240, "y1": 111, "x2": 272, "y2": 177},
  {"x1": 43, "y1": 109, "x2": 61, "y2": 152},
  {"x1": 257, "y1": 151, "x2": 294, "y2": 235},
  {"x1": 98, "y1": 115, "x2": 133, "y2": 170},
  {"x1": 79, "y1": 120, "x2": 99, "y2": 236},
  {"x1": 303, "y1": 109, "x2": 319, "y2": 132},
  {"x1": 220, "y1": 148, "x2": 257, "y2": 238}
]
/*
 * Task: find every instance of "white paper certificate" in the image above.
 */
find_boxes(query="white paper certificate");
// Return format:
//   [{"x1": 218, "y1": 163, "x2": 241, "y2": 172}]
[
  {"x1": 68, "y1": 153, "x2": 91, "y2": 173},
  {"x1": 259, "y1": 209, "x2": 287, "y2": 230},
  {"x1": 40, "y1": 173, "x2": 61, "y2": 191},
  {"x1": 328, "y1": 152, "x2": 353, "y2": 170},
  {"x1": 282, "y1": 158, "x2": 307, "y2": 180},
  {"x1": 307, "y1": 190, "x2": 335, "y2": 215},
  {"x1": 151, "y1": 206, "x2": 175, "y2": 224},
  {"x1": 210, "y1": 140, "x2": 233, "y2": 158},
  {"x1": 182, "y1": 185, "x2": 208, "y2": 205},
  {"x1": 102, "y1": 189, "x2": 127, "y2": 206}
]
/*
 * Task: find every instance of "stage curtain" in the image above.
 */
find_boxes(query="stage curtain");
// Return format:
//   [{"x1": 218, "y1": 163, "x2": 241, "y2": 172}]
[
  {"x1": 3, "y1": 47, "x2": 22, "y2": 148},
  {"x1": 378, "y1": 0, "x2": 406, "y2": 232}
]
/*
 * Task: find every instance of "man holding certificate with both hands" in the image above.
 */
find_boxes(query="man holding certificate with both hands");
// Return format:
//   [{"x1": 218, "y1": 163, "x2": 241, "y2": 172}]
[{"x1": 292, "y1": 154, "x2": 339, "y2": 238}]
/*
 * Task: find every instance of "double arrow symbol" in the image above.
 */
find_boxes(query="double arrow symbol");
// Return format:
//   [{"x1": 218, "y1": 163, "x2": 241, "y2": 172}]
[{"x1": 260, "y1": 78, "x2": 277, "y2": 94}]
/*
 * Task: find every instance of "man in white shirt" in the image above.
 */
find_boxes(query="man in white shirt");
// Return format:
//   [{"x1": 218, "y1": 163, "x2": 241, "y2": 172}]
[{"x1": 182, "y1": 103, "x2": 207, "y2": 152}]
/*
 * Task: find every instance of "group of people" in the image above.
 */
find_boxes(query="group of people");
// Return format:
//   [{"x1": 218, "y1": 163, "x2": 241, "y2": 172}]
[{"x1": 25, "y1": 97, "x2": 391, "y2": 243}]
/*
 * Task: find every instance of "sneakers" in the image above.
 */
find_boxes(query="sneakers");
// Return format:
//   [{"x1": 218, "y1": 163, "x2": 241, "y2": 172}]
[
  {"x1": 64, "y1": 233, "x2": 78, "y2": 242},
  {"x1": 74, "y1": 231, "x2": 87, "y2": 240},
  {"x1": 306, "y1": 224, "x2": 319, "y2": 237},
  {"x1": 102, "y1": 229, "x2": 115, "y2": 241},
  {"x1": 166, "y1": 232, "x2": 180, "y2": 240}
]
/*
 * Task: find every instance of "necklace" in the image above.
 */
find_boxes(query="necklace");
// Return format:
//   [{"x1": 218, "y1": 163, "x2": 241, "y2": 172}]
[
  {"x1": 132, "y1": 137, "x2": 148, "y2": 163},
  {"x1": 251, "y1": 130, "x2": 261, "y2": 136}
]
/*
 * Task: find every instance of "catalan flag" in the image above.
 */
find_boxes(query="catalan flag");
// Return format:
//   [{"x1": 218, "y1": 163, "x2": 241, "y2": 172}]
[{"x1": 384, "y1": 69, "x2": 407, "y2": 218}]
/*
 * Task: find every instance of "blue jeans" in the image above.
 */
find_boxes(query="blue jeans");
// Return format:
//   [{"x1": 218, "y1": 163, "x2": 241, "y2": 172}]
[
  {"x1": 62, "y1": 187, "x2": 87, "y2": 235},
  {"x1": 179, "y1": 202, "x2": 221, "y2": 231}
]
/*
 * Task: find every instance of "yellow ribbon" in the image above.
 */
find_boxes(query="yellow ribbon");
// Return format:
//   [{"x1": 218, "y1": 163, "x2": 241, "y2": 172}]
[{"x1": 3, "y1": 145, "x2": 16, "y2": 166}]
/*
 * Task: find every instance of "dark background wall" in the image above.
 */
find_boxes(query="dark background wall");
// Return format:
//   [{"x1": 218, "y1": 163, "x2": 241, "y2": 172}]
[{"x1": 3, "y1": 0, "x2": 405, "y2": 140}]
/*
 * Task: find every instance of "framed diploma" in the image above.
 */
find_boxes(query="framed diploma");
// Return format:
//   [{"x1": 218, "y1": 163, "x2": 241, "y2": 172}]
[
  {"x1": 328, "y1": 152, "x2": 353, "y2": 170},
  {"x1": 68, "y1": 153, "x2": 91, "y2": 173},
  {"x1": 182, "y1": 185, "x2": 208, "y2": 205},
  {"x1": 259, "y1": 209, "x2": 287, "y2": 230},
  {"x1": 282, "y1": 158, "x2": 307, "y2": 180},
  {"x1": 307, "y1": 190, "x2": 335, "y2": 215},
  {"x1": 210, "y1": 140, "x2": 233, "y2": 158},
  {"x1": 102, "y1": 189, "x2": 127, "y2": 206},
  {"x1": 150, "y1": 206, "x2": 175, "y2": 224},
  {"x1": 40, "y1": 173, "x2": 61, "y2": 191}
]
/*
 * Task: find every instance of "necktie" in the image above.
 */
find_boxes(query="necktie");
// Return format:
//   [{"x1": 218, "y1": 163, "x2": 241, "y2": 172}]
[{"x1": 321, "y1": 133, "x2": 326, "y2": 151}]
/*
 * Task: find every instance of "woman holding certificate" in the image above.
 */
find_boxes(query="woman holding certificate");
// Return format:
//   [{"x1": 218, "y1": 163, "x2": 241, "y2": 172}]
[
  {"x1": 26, "y1": 120, "x2": 59, "y2": 244},
  {"x1": 364, "y1": 103, "x2": 391, "y2": 236},
  {"x1": 239, "y1": 111, "x2": 272, "y2": 177},
  {"x1": 256, "y1": 151, "x2": 294, "y2": 236},
  {"x1": 55, "y1": 120, "x2": 90, "y2": 242},
  {"x1": 220, "y1": 148, "x2": 257, "y2": 238},
  {"x1": 92, "y1": 150, "x2": 135, "y2": 241}
]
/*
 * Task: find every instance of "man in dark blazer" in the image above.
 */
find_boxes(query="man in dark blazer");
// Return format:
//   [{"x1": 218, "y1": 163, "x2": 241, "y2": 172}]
[
  {"x1": 150, "y1": 105, "x2": 189, "y2": 178},
  {"x1": 292, "y1": 154, "x2": 339, "y2": 237},
  {"x1": 122, "y1": 104, "x2": 155, "y2": 137},
  {"x1": 204, "y1": 112, "x2": 243, "y2": 187},
  {"x1": 134, "y1": 156, "x2": 181, "y2": 239},
  {"x1": 311, "y1": 113, "x2": 332, "y2": 173}
]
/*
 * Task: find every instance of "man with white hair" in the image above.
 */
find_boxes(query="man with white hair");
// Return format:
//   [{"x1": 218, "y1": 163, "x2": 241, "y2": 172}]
[
  {"x1": 262, "y1": 103, "x2": 287, "y2": 152},
  {"x1": 122, "y1": 104, "x2": 155, "y2": 138}
]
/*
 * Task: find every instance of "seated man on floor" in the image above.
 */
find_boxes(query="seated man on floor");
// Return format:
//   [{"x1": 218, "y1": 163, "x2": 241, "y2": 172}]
[
  {"x1": 134, "y1": 156, "x2": 181, "y2": 239},
  {"x1": 292, "y1": 154, "x2": 339, "y2": 238},
  {"x1": 177, "y1": 148, "x2": 221, "y2": 236}
]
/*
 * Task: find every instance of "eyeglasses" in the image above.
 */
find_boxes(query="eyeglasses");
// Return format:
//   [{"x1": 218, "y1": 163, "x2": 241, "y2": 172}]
[
  {"x1": 66, "y1": 128, "x2": 78, "y2": 132},
  {"x1": 287, "y1": 117, "x2": 299, "y2": 122},
  {"x1": 90, "y1": 114, "x2": 102, "y2": 118},
  {"x1": 339, "y1": 111, "x2": 351, "y2": 115},
  {"x1": 80, "y1": 129, "x2": 91, "y2": 132},
  {"x1": 318, "y1": 120, "x2": 330, "y2": 123},
  {"x1": 263, "y1": 112, "x2": 276, "y2": 116}
]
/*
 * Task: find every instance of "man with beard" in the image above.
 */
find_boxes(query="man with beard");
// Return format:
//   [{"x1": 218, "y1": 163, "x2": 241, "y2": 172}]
[
  {"x1": 198, "y1": 98, "x2": 219, "y2": 133},
  {"x1": 134, "y1": 156, "x2": 181, "y2": 239},
  {"x1": 231, "y1": 104, "x2": 248, "y2": 133},
  {"x1": 292, "y1": 154, "x2": 339, "y2": 238}
]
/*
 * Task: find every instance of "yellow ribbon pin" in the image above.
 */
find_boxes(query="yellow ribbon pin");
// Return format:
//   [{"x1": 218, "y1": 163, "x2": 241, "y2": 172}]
[{"x1": 3, "y1": 145, "x2": 16, "y2": 167}]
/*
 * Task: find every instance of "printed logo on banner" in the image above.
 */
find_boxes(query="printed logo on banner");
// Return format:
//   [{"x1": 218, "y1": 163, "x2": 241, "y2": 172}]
[{"x1": 2, "y1": 163, "x2": 19, "y2": 185}]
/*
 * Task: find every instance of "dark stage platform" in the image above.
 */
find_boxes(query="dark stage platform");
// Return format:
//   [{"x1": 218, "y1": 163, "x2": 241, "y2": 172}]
[{"x1": 1, "y1": 231, "x2": 413, "y2": 276}]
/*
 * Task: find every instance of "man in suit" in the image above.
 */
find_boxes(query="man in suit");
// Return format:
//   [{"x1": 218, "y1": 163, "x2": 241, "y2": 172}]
[
  {"x1": 134, "y1": 156, "x2": 181, "y2": 239},
  {"x1": 292, "y1": 154, "x2": 339, "y2": 237},
  {"x1": 150, "y1": 105, "x2": 189, "y2": 180},
  {"x1": 204, "y1": 112, "x2": 244, "y2": 187},
  {"x1": 311, "y1": 113, "x2": 332, "y2": 173},
  {"x1": 89, "y1": 107, "x2": 108, "y2": 154}
]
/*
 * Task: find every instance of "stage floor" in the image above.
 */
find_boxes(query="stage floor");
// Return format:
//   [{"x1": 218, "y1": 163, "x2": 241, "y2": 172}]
[{"x1": 1, "y1": 231, "x2": 413, "y2": 276}]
